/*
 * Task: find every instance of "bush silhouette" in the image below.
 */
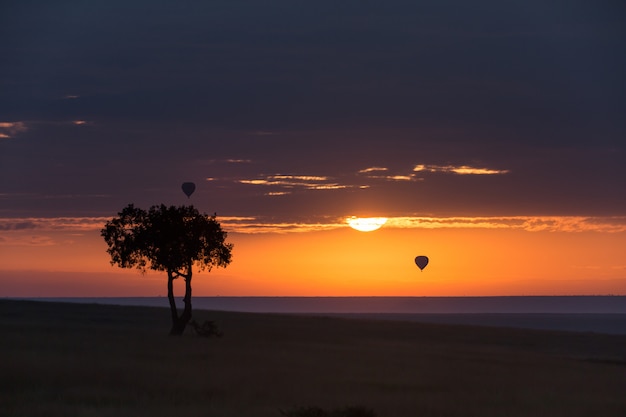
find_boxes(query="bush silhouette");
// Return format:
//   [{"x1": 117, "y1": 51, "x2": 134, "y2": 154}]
[{"x1": 280, "y1": 406, "x2": 377, "y2": 417}]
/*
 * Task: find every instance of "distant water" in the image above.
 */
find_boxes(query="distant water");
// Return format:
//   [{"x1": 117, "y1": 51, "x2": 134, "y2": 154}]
[
  {"x1": 23, "y1": 295, "x2": 626, "y2": 314},
  {"x1": 17, "y1": 296, "x2": 626, "y2": 335}
]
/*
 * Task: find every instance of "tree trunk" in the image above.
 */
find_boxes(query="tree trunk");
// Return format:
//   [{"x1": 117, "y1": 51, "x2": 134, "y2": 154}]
[
  {"x1": 167, "y1": 271, "x2": 182, "y2": 335},
  {"x1": 167, "y1": 266, "x2": 193, "y2": 336},
  {"x1": 179, "y1": 264, "x2": 193, "y2": 331}
]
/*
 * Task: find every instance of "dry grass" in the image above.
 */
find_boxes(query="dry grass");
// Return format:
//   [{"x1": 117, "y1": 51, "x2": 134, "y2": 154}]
[{"x1": 1, "y1": 299, "x2": 625, "y2": 417}]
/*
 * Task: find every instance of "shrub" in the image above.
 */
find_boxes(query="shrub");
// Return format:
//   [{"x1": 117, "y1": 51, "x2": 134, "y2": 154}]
[{"x1": 279, "y1": 405, "x2": 377, "y2": 417}]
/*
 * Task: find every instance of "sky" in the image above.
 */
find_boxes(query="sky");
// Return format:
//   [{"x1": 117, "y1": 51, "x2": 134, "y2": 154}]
[{"x1": 1, "y1": 0, "x2": 625, "y2": 297}]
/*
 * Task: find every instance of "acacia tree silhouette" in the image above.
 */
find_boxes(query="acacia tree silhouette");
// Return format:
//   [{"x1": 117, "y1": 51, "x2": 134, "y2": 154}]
[{"x1": 101, "y1": 204, "x2": 233, "y2": 335}]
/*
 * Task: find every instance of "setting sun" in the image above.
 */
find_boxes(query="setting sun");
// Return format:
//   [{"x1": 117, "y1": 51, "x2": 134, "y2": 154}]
[{"x1": 346, "y1": 216, "x2": 388, "y2": 232}]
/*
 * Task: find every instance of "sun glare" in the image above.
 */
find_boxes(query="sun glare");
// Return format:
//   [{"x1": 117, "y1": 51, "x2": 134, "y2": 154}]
[{"x1": 346, "y1": 216, "x2": 388, "y2": 232}]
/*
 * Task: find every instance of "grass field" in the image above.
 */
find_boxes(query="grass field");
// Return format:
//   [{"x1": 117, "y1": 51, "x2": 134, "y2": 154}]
[{"x1": 1, "y1": 299, "x2": 625, "y2": 417}]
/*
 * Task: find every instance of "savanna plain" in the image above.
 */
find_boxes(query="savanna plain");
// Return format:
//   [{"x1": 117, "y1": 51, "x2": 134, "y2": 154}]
[{"x1": 1, "y1": 299, "x2": 625, "y2": 417}]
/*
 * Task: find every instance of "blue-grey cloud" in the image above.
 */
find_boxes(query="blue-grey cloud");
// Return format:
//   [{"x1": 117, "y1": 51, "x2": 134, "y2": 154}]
[{"x1": 0, "y1": 0, "x2": 624, "y2": 220}]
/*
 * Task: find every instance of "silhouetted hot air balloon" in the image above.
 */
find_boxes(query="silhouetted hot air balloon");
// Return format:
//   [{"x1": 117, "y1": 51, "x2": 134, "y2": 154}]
[
  {"x1": 414, "y1": 256, "x2": 429, "y2": 271},
  {"x1": 181, "y1": 182, "x2": 196, "y2": 198}
]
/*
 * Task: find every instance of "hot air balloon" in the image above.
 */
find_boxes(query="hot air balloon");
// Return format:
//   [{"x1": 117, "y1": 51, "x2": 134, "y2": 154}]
[
  {"x1": 414, "y1": 256, "x2": 429, "y2": 271},
  {"x1": 181, "y1": 182, "x2": 196, "y2": 198}
]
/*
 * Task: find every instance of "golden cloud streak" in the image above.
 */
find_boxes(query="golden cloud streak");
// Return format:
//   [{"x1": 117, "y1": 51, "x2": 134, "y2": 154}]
[
  {"x1": 239, "y1": 179, "x2": 334, "y2": 188},
  {"x1": 358, "y1": 167, "x2": 388, "y2": 173},
  {"x1": 357, "y1": 167, "x2": 423, "y2": 182},
  {"x1": 308, "y1": 184, "x2": 348, "y2": 190},
  {"x1": 452, "y1": 166, "x2": 509, "y2": 175},
  {"x1": 270, "y1": 175, "x2": 329, "y2": 181},
  {"x1": 239, "y1": 179, "x2": 269, "y2": 185},
  {"x1": 386, "y1": 175, "x2": 414, "y2": 181},
  {"x1": 361, "y1": 174, "x2": 419, "y2": 181},
  {"x1": 413, "y1": 164, "x2": 509, "y2": 175}
]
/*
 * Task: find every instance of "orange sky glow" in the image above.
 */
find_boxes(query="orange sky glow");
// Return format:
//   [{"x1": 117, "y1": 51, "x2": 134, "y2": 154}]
[{"x1": 1, "y1": 216, "x2": 625, "y2": 297}]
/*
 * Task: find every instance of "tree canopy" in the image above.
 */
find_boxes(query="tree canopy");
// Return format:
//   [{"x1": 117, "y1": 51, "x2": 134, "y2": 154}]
[{"x1": 102, "y1": 204, "x2": 232, "y2": 274}]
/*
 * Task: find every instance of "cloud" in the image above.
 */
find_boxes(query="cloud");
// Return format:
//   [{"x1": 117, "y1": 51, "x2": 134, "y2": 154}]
[
  {"x1": 358, "y1": 166, "x2": 422, "y2": 182},
  {"x1": 238, "y1": 174, "x2": 355, "y2": 193},
  {"x1": 219, "y1": 216, "x2": 346, "y2": 233},
  {"x1": 413, "y1": 164, "x2": 510, "y2": 175},
  {"x1": 214, "y1": 163, "x2": 429, "y2": 197},
  {"x1": 385, "y1": 216, "x2": 626, "y2": 233},
  {"x1": 385, "y1": 175, "x2": 414, "y2": 181},
  {"x1": 358, "y1": 167, "x2": 388, "y2": 173},
  {"x1": 0, "y1": 120, "x2": 92, "y2": 139},
  {"x1": 363, "y1": 173, "x2": 418, "y2": 181},
  {"x1": 0, "y1": 217, "x2": 110, "y2": 232},
  {"x1": 226, "y1": 159, "x2": 252, "y2": 163},
  {"x1": 272, "y1": 175, "x2": 329, "y2": 181},
  {"x1": 2, "y1": 215, "x2": 624, "y2": 238},
  {"x1": 224, "y1": 215, "x2": 626, "y2": 234},
  {"x1": 0, "y1": 121, "x2": 28, "y2": 138},
  {"x1": 218, "y1": 215, "x2": 626, "y2": 234}
]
